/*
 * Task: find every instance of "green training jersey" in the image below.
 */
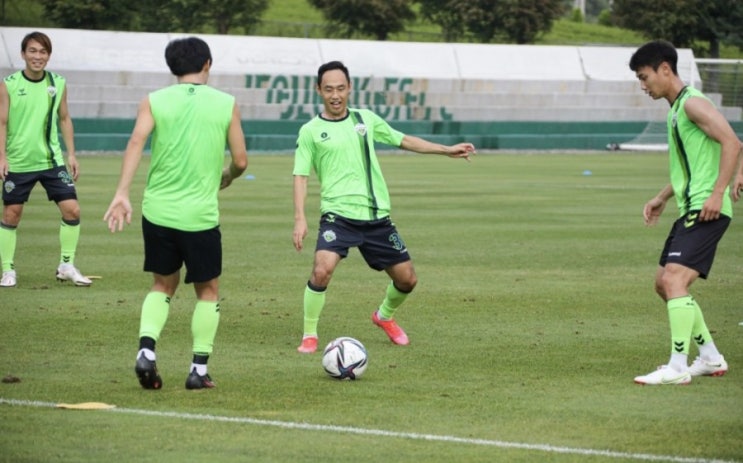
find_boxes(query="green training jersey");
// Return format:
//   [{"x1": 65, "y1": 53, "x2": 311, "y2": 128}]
[
  {"x1": 143, "y1": 83, "x2": 234, "y2": 231},
  {"x1": 293, "y1": 108, "x2": 405, "y2": 221},
  {"x1": 667, "y1": 86, "x2": 733, "y2": 218},
  {"x1": 3, "y1": 70, "x2": 67, "y2": 172}
]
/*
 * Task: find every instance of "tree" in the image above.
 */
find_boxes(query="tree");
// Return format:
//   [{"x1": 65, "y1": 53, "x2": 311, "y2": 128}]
[
  {"x1": 611, "y1": 0, "x2": 743, "y2": 58},
  {"x1": 135, "y1": 0, "x2": 269, "y2": 35},
  {"x1": 308, "y1": 0, "x2": 415, "y2": 41},
  {"x1": 41, "y1": 0, "x2": 135, "y2": 30},
  {"x1": 417, "y1": 0, "x2": 565, "y2": 44},
  {"x1": 417, "y1": 0, "x2": 467, "y2": 42}
]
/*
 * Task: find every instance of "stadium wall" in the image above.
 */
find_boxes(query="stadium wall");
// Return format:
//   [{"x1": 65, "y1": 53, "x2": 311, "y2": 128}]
[{"x1": 1, "y1": 27, "x2": 741, "y2": 151}]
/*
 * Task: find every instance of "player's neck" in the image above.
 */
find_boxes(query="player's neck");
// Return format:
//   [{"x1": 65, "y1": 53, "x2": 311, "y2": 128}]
[
  {"x1": 22, "y1": 69, "x2": 45, "y2": 81},
  {"x1": 177, "y1": 71, "x2": 208, "y2": 86}
]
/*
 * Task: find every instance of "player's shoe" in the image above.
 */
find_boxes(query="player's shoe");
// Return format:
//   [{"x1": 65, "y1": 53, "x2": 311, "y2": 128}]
[
  {"x1": 688, "y1": 355, "x2": 728, "y2": 377},
  {"x1": 634, "y1": 365, "x2": 691, "y2": 385},
  {"x1": 297, "y1": 336, "x2": 318, "y2": 353},
  {"x1": 135, "y1": 353, "x2": 162, "y2": 390},
  {"x1": 372, "y1": 311, "x2": 409, "y2": 345},
  {"x1": 56, "y1": 264, "x2": 92, "y2": 286},
  {"x1": 185, "y1": 368, "x2": 215, "y2": 390},
  {"x1": 1, "y1": 270, "x2": 17, "y2": 287}
]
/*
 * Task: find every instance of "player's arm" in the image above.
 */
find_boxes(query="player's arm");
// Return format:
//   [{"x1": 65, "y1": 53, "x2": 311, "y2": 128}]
[
  {"x1": 643, "y1": 184, "x2": 674, "y2": 226},
  {"x1": 684, "y1": 96, "x2": 740, "y2": 220},
  {"x1": 57, "y1": 87, "x2": 78, "y2": 180},
  {"x1": 103, "y1": 97, "x2": 154, "y2": 232},
  {"x1": 0, "y1": 81, "x2": 9, "y2": 179},
  {"x1": 221, "y1": 103, "x2": 248, "y2": 190},
  {"x1": 399, "y1": 134, "x2": 475, "y2": 161},
  {"x1": 731, "y1": 140, "x2": 743, "y2": 202},
  {"x1": 293, "y1": 175, "x2": 309, "y2": 252}
]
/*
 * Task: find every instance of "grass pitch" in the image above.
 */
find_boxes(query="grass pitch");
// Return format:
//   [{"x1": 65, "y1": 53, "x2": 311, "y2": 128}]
[{"x1": 0, "y1": 152, "x2": 741, "y2": 462}]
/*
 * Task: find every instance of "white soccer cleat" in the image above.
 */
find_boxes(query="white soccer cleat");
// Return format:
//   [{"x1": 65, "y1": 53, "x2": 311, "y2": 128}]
[
  {"x1": 1, "y1": 270, "x2": 17, "y2": 287},
  {"x1": 634, "y1": 365, "x2": 691, "y2": 385},
  {"x1": 56, "y1": 264, "x2": 92, "y2": 286},
  {"x1": 688, "y1": 355, "x2": 728, "y2": 377}
]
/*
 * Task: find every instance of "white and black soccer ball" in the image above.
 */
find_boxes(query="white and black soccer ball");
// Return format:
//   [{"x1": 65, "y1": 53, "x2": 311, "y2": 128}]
[{"x1": 321, "y1": 337, "x2": 368, "y2": 380}]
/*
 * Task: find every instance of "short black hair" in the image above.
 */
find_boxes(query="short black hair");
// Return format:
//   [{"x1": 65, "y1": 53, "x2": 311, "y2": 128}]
[
  {"x1": 317, "y1": 61, "x2": 350, "y2": 87},
  {"x1": 629, "y1": 40, "x2": 678, "y2": 75},
  {"x1": 164, "y1": 37, "x2": 212, "y2": 77}
]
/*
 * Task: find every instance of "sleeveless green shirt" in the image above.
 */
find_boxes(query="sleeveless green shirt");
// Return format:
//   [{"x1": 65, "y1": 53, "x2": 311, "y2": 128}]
[
  {"x1": 143, "y1": 83, "x2": 234, "y2": 231},
  {"x1": 3, "y1": 70, "x2": 67, "y2": 172},
  {"x1": 667, "y1": 86, "x2": 732, "y2": 218}
]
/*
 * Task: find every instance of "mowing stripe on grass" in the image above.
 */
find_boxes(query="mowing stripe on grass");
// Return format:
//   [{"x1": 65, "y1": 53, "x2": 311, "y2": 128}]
[{"x1": 0, "y1": 397, "x2": 737, "y2": 463}]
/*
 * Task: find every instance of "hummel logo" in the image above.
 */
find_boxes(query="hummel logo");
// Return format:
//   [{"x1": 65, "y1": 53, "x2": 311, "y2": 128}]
[
  {"x1": 694, "y1": 334, "x2": 705, "y2": 345},
  {"x1": 684, "y1": 213, "x2": 698, "y2": 228},
  {"x1": 673, "y1": 341, "x2": 685, "y2": 353}
]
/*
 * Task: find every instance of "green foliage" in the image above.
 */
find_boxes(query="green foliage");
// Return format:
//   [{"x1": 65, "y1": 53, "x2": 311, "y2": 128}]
[
  {"x1": 612, "y1": 0, "x2": 743, "y2": 58},
  {"x1": 307, "y1": 0, "x2": 415, "y2": 40},
  {"x1": 134, "y1": 0, "x2": 269, "y2": 34},
  {"x1": 40, "y1": 0, "x2": 135, "y2": 30},
  {"x1": 0, "y1": 153, "x2": 741, "y2": 462},
  {"x1": 570, "y1": 7, "x2": 584, "y2": 23}
]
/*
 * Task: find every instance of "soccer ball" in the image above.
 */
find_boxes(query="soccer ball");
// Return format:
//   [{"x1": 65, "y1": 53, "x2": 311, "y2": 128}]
[{"x1": 321, "y1": 337, "x2": 368, "y2": 380}]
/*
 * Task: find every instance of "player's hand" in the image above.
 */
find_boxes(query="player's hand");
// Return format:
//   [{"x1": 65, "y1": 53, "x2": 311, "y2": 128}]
[
  {"x1": 67, "y1": 155, "x2": 80, "y2": 181},
  {"x1": 293, "y1": 219, "x2": 307, "y2": 252},
  {"x1": 732, "y1": 173, "x2": 743, "y2": 202},
  {"x1": 643, "y1": 197, "x2": 666, "y2": 226},
  {"x1": 220, "y1": 168, "x2": 234, "y2": 190},
  {"x1": 446, "y1": 143, "x2": 476, "y2": 162},
  {"x1": 700, "y1": 194, "x2": 722, "y2": 221},
  {"x1": 0, "y1": 159, "x2": 7, "y2": 180},
  {"x1": 103, "y1": 195, "x2": 133, "y2": 233}
]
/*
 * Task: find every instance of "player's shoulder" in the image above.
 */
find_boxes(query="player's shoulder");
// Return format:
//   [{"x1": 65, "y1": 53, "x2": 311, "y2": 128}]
[
  {"x1": 46, "y1": 70, "x2": 65, "y2": 80},
  {"x1": 3, "y1": 70, "x2": 23, "y2": 83}
]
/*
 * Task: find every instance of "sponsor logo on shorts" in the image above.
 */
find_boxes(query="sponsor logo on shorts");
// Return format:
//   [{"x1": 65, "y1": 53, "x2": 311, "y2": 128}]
[
  {"x1": 323, "y1": 230, "x2": 337, "y2": 243},
  {"x1": 389, "y1": 233, "x2": 406, "y2": 252},
  {"x1": 58, "y1": 170, "x2": 75, "y2": 187},
  {"x1": 4, "y1": 180, "x2": 15, "y2": 194}
]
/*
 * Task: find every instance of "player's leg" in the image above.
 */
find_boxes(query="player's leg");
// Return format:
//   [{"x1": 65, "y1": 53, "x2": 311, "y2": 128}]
[
  {"x1": 298, "y1": 249, "x2": 342, "y2": 353},
  {"x1": 297, "y1": 214, "x2": 355, "y2": 353},
  {"x1": 183, "y1": 226, "x2": 221, "y2": 389},
  {"x1": 0, "y1": 204, "x2": 23, "y2": 287},
  {"x1": 42, "y1": 167, "x2": 90, "y2": 285},
  {"x1": 361, "y1": 220, "x2": 415, "y2": 345},
  {"x1": 1, "y1": 171, "x2": 34, "y2": 287},
  {"x1": 135, "y1": 218, "x2": 182, "y2": 390},
  {"x1": 54, "y1": 199, "x2": 91, "y2": 285}
]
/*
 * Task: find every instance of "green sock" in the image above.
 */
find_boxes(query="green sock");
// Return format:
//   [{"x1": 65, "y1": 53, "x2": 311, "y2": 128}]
[
  {"x1": 192, "y1": 300, "x2": 220, "y2": 355},
  {"x1": 378, "y1": 282, "x2": 409, "y2": 320},
  {"x1": 139, "y1": 291, "x2": 171, "y2": 341},
  {"x1": 690, "y1": 297, "x2": 721, "y2": 359},
  {"x1": 0, "y1": 224, "x2": 17, "y2": 272},
  {"x1": 59, "y1": 220, "x2": 80, "y2": 266},
  {"x1": 667, "y1": 296, "x2": 695, "y2": 356},
  {"x1": 303, "y1": 284, "x2": 326, "y2": 336}
]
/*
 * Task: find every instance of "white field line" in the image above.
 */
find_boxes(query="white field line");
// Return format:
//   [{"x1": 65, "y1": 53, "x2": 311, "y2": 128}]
[{"x1": 0, "y1": 397, "x2": 738, "y2": 463}]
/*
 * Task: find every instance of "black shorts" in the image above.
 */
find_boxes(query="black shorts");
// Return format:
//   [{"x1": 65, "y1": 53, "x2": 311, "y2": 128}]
[
  {"x1": 659, "y1": 211, "x2": 730, "y2": 279},
  {"x1": 315, "y1": 213, "x2": 411, "y2": 271},
  {"x1": 2, "y1": 166, "x2": 77, "y2": 204},
  {"x1": 142, "y1": 216, "x2": 222, "y2": 284}
]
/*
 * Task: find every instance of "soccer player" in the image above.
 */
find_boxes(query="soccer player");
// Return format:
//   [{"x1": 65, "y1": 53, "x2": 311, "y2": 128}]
[
  {"x1": 293, "y1": 60, "x2": 475, "y2": 353},
  {"x1": 0, "y1": 31, "x2": 91, "y2": 287},
  {"x1": 103, "y1": 37, "x2": 248, "y2": 390},
  {"x1": 628, "y1": 40, "x2": 740, "y2": 385}
]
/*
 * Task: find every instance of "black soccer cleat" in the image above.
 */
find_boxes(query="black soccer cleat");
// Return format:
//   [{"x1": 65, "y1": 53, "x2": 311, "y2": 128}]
[
  {"x1": 185, "y1": 368, "x2": 215, "y2": 390},
  {"x1": 135, "y1": 354, "x2": 162, "y2": 390}
]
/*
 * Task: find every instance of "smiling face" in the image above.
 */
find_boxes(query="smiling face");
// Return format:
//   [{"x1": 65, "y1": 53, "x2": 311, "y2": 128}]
[
  {"x1": 21, "y1": 39, "x2": 50, "y2": 78},
  {"x1": 317, "y1": 68, "x2": 350, "y2": 120}
]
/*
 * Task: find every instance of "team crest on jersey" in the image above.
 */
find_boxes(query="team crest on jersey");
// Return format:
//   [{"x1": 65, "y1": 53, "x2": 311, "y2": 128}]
[
  {"x1": 3, "y1": 180, "x2": 15, "y2": 194},
  {"x1": 322, "y1": 230, "x2": 337, "y2": 243},
  {"x1": 58, "y1": 170, "x2": 74, "y2": 186},
  {"x1": 355, "y1": 123, "x2": 367, "y2": 137},
  {"x1": 47, "y1": 86, "x2": 57, "y2": 97}
]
